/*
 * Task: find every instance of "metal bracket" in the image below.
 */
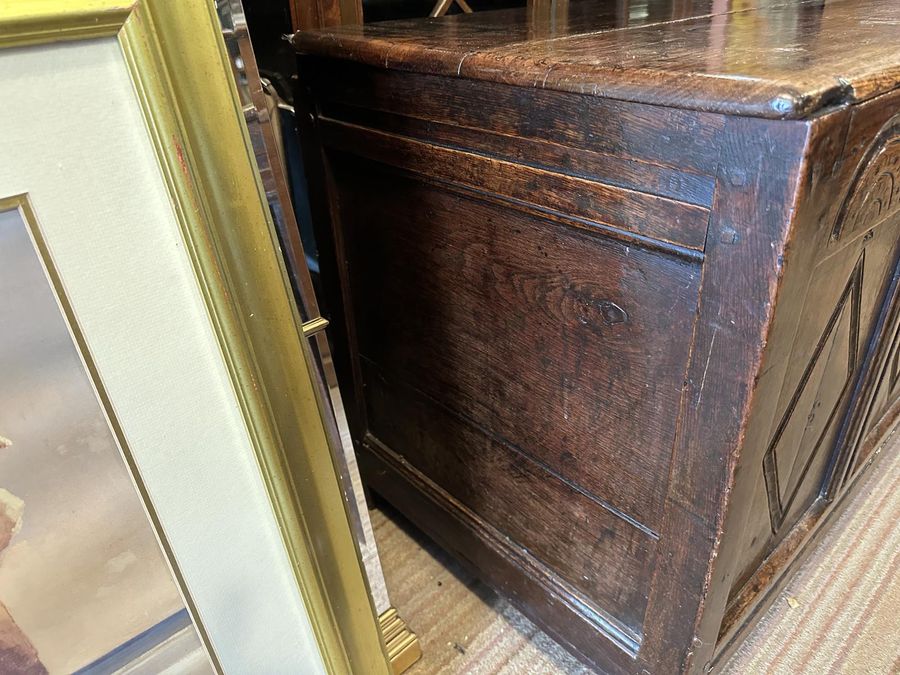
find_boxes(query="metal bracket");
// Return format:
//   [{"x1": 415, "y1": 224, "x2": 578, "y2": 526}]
[{"x1": 301, "y1": 316, "x2": 329, "y2": 338}]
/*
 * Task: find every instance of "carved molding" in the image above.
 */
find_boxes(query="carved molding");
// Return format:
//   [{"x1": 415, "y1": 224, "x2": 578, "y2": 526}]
[
  {"x1": 762, "y1": 253, "x2": 863, "y2": 533},
  {"x1": 831, "y1": 119, "x2": 900, "y2": 246},
  {"x1": 839, "y1": 270, "x2": 900, "y2": 483},
  {"x1": 824, "y1": 116, "x2": 900, "y2": 490},
  {"x1": 765, "y1": 117, "x2": 900, "y2": 532}
]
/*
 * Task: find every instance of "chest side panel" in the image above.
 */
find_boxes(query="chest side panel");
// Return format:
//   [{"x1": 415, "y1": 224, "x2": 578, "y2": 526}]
[
  {"x1": 311, "y1": 65, "x2": 716, "y2": 642},
  {"x1": 720, "y1": 97, "x2": 900, "y2": 645}
]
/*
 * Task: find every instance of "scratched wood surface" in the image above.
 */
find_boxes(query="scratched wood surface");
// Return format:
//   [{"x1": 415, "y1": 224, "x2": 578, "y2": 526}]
[
  {"x1": 293, "y1": 2, "x2": 900, "y2": 672},
  {"x1": 294, "y1": 0, "x2": 900, "y2": 119}
]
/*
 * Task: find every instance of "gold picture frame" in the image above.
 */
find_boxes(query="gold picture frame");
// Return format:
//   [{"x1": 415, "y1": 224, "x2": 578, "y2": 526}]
[{"x1": 0, "y1": 2, "x2": 388, "y2": 673}]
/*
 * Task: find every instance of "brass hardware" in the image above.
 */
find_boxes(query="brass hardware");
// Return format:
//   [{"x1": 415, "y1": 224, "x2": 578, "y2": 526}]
[
  {"x1": 379, "y1": 608, "x2": 422, "y2": 675},
  {"x1": 430, "y1": 0, "x2": 472, "y2": 17},
  {"x1": 302, "y1": 316, "x2": 330, "y2": 338}
]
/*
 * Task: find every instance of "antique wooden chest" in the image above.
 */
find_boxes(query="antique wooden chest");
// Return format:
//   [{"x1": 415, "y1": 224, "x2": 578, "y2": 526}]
[{"x1": 292, "y1": 1, "x2": 900, "y2": 671}]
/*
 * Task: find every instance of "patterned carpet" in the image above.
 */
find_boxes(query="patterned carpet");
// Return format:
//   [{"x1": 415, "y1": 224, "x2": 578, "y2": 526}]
[{"x1": 372, "y1": 449, "x2": 900, "y2": 674}]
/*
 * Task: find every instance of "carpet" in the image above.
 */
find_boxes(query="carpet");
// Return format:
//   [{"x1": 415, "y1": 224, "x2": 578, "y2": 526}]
[{"x1": 372, "y1": 449, "x2": 900, "y2": 674}]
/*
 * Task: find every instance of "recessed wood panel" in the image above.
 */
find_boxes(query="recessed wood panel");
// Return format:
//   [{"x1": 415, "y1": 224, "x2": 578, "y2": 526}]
[
  {"x1": 333, "y1": 155, "x2": 700, "y2": 532},
  {"x1": 321, "y1": 121, "x2": 710, "y2": 251},
  {"x1": 729, "y1": 129, "x2": 900, "y2": 602},
  {"x1": 307, "y1": 60, "x2": 724, "y2": 173},
  {"x1": 363, "y1": 362, "x2": 655, "y2": 636},
  {"x1": 318, "y1": 101, "x2": 716, "y2": 207},
  {"x1": 296, "y1": 9, "x2": 900, "y2": 671}
]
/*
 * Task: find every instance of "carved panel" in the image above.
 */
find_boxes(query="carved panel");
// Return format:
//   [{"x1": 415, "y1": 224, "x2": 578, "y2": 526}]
[
  {"x1": 831, "y1": 121, "x2": 900, "y2": 246},
  {"x1": 837, "y1": 263, "x2": 900, "y2": 483},
  {"x1": 762, "y1": 254, "x2": 863, "y2": 532},
  {"x1": 764, "y1": 115, "x2": 900, "y2": 534},
  {"x1": 826, "y1": 117, "x2": 900, "y2": 487}
]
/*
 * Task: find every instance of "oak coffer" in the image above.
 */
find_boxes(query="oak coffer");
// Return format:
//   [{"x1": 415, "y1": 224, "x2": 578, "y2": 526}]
[{"x1": 291, "y1": 1, "x2": 900, "y2": 672}]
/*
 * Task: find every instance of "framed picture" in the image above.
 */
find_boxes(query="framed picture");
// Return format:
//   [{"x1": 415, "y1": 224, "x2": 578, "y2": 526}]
[{"x1": 0, "y1": 1, "x2": 387, "y2": 672}]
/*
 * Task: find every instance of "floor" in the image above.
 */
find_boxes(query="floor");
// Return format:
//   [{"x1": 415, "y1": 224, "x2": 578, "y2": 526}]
[{"x1": 372, "y1": 445, "x2": 900, "y2": 675}]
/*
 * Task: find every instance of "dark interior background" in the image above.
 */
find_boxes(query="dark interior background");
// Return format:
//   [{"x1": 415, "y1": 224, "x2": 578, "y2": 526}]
[{"x1": 242, "y1": 0, "x2": 526, "y2": 102}]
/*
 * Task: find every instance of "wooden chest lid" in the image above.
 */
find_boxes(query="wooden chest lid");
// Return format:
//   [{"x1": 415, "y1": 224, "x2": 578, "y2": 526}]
[{"x1": 292, "y1": 0, "x2": 900, "y2": 120}]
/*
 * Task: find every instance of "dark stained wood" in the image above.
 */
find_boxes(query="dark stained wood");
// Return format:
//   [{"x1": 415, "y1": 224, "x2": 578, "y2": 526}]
[
  {"x1": 295, "y1": 0, "x2": 719, "y2": 68},
  {"x1": 526, "y1": 0, "x2": 570, "y2": 36},
  {"x1": 357, "y1": 439, "x2": 640, "y2": 674},
  {"x1": 322, "y1": 121, "x2": 710, "y2": 250},
  {"x1": 712, "y1": 418, "x2": 899, "y2": 671},
  {"x1": 334, "y1": 156, "x2": 701, "y2": 529},
  {"x1": 842, "y1": 286, "x2": 900, "y2": 475},
  {"x1": 294, "y1": 0, "x2": 900, "y2": 119},
  {"x1": 293, "y1": 3, "x2": 900, "y2": 672},
  {"x1": 694, "y1": 106, "x2": 855, "y2": 645},
  {"x1": 319, "y1": 100, "x2": 717, "y2": 207},
  {"x1": 697, "y1": 91, "x2": 900, "y2": 671},
  {"x1": 710, "y1": 93, "x2": 900, "y2": 646},
  {"x1": 289, "y1": 0, "x2": 361, "y2": 32},
  {"x1": 643, "y1": 116, "x2": 810, "y2": 674},
  {"x1": 827, "y1": 113, "x2": 900, "y2": 489},
  {"x1": 306, "y1": 60, "x2": 725, "y2": 174},
  {"x1": 364, "y1": 363, "x2": 656, "y2": 637}
]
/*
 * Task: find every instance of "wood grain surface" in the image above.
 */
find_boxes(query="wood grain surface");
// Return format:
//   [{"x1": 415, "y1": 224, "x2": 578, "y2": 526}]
[
  {"x1": 294, "y1": 6, "x2": 900, "y2": 670},
  {"x1": 294, "y1": 0, "x2": 900, "y2": 119}
]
